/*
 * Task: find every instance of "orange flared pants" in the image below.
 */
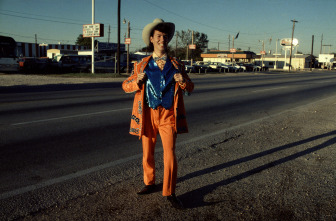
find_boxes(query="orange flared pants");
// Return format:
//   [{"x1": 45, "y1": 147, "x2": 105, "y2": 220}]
[{"x1": 141, "y1": 105, "x2": 177, "y2": 196}]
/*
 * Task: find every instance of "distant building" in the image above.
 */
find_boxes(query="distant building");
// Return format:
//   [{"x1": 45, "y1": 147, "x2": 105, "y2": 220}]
[
  {"x1": 201, "y1": 50, "x2": 257, "y2": 63},
  {"x1": 255, "y1": 54, "x2": 317, "y2": 70},
  {"x1": 47, "y1": 49, "x2": 79, "y2": 61},
  {"x1": 17, "y1": 42, "x2": 87, "y2": 57}
]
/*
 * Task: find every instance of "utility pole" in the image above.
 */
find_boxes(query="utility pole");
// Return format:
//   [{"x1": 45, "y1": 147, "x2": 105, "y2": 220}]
[
  {"x1": 117, "y1": 0, "x2": 121, "y2": 75},
  {"x1": 228, "y1": 34, "x2": 230, "y2": 51},
  {"x1": 123, "y1": 19, "x2": 130, "y2": 74},
  {"x1": 127, "y1": 20, "x2": 130, "y2": 74},
  {"x1": 191, "y1": 30, "x2": 194, "y2": 66},
  {"x1": 186, "y1": 31, "x2": 189, "y2": 61},
  {"x1": 35, "y1": 34, "x2": 38, "y2": 57},
  {"x1": 259, "y1": 40, "x2": 265, "y2": 68},
  {"x1": 275, "y1": 38, "x2": 279, "y2": 69},
  {"x1": 320, "y1": 34, "x2": 323, "y2": 54},
  {"x1": 232, "y1": 35, "x2": 235, "y2": 64},
  {"x1": 310, "y1": 35, "x2": 314, "y2": 71},
  {"x1": 91, "y1": 0, "x2": 95, "y2": 74},
  {"x1": 289, "y1": 19, "x2": 298, "y2": 72},
  {"x1": 108, "y1": 25, "x2": 111, "y2": 44},
  {"x1": 175, "y1": 32, "x2": 178, "y2": 58}
]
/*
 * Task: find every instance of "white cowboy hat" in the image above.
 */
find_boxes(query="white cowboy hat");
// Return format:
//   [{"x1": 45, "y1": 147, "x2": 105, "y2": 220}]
[{"x1": 142, "y1": 18, "x2": 175, "y2": 46}]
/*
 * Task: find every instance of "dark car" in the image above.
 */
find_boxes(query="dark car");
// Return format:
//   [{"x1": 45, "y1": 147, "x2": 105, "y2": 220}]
[
  {"x1": 94, "y1": 56, "x2": 133, "y2": 73},
  {"x1": 58, "y1": 55, "x2": 91, "y2": 73},
  {"x1": 193, "y1": 61, "x2": 213, "y2": 73},
  {"x1": 19, "y1": 57, "x2": 51, "y2": 73}
]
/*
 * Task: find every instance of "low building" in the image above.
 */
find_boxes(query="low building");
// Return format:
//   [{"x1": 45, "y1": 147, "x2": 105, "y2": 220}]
[
  {"x1": 47, "y1": 49, "x2": 79, "y2": 61},
  {"x1": 17, "y1": 42, "x2": 87, "y2": 58},
  {"x1": 255, "y1": 54, "x2": 316, "y2": 70},
  {"x1": 201, "y1": 50, "x2": 257, "y2": 63}
]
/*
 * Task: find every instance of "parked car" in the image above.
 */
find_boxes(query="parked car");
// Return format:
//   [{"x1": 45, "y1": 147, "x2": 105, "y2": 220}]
[
  {"x1": 19, "y1": 57, "x2": 51, "y2": 73},
  {"x1": 209, "y1": 62, "x2": 222, "y2": 70},
  {"x1": 182, "y1": 60, "x2": 195, "y2": 73},
  {"x1": 94, "y1": 57, "x2": 133, "y2": 73},
  {"x1": 58, "y1": 55, "x2": 91, "y2": 72},
  {"x1": 239, "y1": 63, "x2": 255, "y2": 72},
  {"x1": 194, "y1": 61, "x2": 212, "y2": 73},
  {"x1": 221, "y1": 63, "x2": 240, "y2": 73}
]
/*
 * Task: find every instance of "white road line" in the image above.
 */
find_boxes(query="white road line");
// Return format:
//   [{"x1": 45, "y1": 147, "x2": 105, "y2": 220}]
[
  {"x1": 1, "y1": 95, "x2": 335, "y2": 200},
  {"x1": 252, "y1": 86, "x2": 289, "y2": 93},
  {"x1": 11, "y1": 108, "x2": 132, "y2": 126},
  {"x1": 0, "y1": 153, "x2": 143, "y2": 200}
]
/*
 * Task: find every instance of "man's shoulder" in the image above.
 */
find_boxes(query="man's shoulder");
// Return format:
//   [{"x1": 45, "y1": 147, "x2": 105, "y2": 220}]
[
  {"x1": 134, "y1": 55, "x2": 152, "y2": 72},
  {"x1": 138, "y1": 55, "x2": 152, "y2": 64}
]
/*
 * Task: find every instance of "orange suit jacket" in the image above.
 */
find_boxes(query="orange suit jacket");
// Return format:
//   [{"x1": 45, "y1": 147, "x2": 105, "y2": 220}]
[{"x1": 122, "y1": 55, "x2": 194, "y2": 138}]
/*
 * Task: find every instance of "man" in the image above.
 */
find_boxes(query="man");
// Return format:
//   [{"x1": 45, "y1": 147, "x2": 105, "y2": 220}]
[{"x1": 122, "y1": 18, "x2": 194, "y2": 209}]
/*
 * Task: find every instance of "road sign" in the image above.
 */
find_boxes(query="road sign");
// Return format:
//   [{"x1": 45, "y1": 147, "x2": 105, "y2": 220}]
[
  {"x1": 125, "y1": 38, "x2": 131, "y2": 45},
  {"x1": 260, "y1": 51, "x2": 266, "y2": 55},
  {"x1": 230, "y1": 48, "x2": 236, "y2": 53},
  {"x1": 189, "y1": 44, "x2": 196, "y2": 50},
  {"x1": 83, "y1": 24, "x2": 104, "y2": 37}
]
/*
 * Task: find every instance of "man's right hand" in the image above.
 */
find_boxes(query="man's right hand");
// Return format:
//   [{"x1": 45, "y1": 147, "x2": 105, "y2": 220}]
[{"x1": 137, "y1": 72, "x2": 147, "y2": 85}]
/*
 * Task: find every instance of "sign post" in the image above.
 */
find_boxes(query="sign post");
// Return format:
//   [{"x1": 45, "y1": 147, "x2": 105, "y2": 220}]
[
  {"x1": 280, "y1": 38, "x2": 299, "y2": 70},
  {"x1": 82, "y1": 23, "x2": 104, "y2": 74},
  {"x1": 189, "y1": 44, "x2": 196, "y2": 65},
  {"x1": 83, "y1": 0, "x2": 104, "y2": 74},
  {"x1": 230, "y1": 48, "x2": 236, "y2": 66}
]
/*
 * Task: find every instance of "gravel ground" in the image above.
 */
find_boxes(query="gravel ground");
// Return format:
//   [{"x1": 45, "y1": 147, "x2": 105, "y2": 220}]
[{"x1": 1, "y1": 73, "x2": 335, "y2": 220}]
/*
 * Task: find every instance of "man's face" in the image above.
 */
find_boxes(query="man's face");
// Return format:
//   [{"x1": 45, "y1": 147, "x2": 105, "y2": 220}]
[{"x1": 150, "y1": 30, "x2": 168, "y2": 53}]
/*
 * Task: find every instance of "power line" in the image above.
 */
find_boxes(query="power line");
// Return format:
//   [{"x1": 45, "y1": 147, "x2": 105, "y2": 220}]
[
  {"x1": 0, "y1": 9, "x2": 87, "y2": 23},
  {"x1": 0, "y1": 12, "x2": 84, "y2": 25}
]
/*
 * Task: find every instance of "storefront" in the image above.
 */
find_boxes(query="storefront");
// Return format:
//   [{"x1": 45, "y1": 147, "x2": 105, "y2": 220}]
[{"x1": 201, "y1": 50, "x2": 256, "y2": 63}]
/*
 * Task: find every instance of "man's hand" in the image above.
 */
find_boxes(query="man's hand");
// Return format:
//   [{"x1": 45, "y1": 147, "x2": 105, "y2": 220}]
[
  {"x1": 137, "y1": 72, "x2": 147, "y2": 85},
  {"x1": 174, "y1": 73, "x2": 185, "y2": 83}
]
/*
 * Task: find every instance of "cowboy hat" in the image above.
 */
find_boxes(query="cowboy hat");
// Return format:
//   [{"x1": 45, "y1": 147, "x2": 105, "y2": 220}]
[{"x1": 142, "y1": 18, "x2": 175, "y2": 46}]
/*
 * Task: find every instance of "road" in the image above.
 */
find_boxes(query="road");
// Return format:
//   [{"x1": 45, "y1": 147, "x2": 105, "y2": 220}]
[{"x1": 1, "y1": 71, "x2": 336, "y2": 201}]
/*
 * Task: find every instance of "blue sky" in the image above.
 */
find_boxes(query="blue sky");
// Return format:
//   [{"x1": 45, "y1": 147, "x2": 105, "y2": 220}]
[{"x1": 1, "y1": 0, "x2": 335, "y2": 55}]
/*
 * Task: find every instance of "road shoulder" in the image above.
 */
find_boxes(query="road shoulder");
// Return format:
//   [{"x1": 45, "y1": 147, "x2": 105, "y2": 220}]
[{"x1": 2, "y1": 95, "x2": 334, "y2": 220}]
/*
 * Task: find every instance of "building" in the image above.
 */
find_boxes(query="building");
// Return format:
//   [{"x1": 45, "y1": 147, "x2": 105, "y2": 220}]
[
  {"x1": 47, "y1": 49, "x2": 79, "y2": 61},
  {"x1": 17, "y1": 42, "x2": 87, "y2": 58},
  {"x1": 254, "y1": 54, "x2": 316, "y2": 70},
  {"x1": 201, "y1": 50, "x2": 257, "y2": 63}
]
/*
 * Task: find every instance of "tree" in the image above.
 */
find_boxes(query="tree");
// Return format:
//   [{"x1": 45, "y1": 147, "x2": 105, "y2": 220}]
[
  {"x1": 76, "y1": 34, "x2": 92, "y2": 48},
  {"x1": 171, "y1": 30, "x2": 209, "y2": 61}
]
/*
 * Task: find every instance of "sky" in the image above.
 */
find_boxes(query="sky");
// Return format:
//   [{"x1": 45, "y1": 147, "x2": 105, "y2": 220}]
[{"x1": 1, "y1": 0, "x2": 336, "y2": 56}]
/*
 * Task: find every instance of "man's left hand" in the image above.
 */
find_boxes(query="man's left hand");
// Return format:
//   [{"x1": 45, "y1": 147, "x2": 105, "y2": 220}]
[{"x1": 174, "y1": 73, "x2": 185, "y2": 83}]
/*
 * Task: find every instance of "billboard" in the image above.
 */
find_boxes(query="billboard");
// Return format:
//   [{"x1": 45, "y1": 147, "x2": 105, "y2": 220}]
[{"x1": 280, "y1": 38, "x2": 299, "y2": 47}]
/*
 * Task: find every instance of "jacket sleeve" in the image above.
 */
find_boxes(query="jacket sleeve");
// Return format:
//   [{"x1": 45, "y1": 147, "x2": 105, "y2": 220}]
[
  {"x1": 178, "y1": 62, "x2": 194, "y2": 95},
  {"x1": 122, "y1": 62, "x2": 141, "y2": 93}
]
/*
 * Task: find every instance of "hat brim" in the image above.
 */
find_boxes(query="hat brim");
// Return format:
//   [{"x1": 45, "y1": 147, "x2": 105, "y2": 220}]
[{"x1": 142, "y1": 19, "x2": 175, "y2": 46}]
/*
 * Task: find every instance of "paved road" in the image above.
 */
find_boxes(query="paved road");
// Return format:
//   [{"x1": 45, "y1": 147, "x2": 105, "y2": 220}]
[{"x1": 1, "y1": 71, "x2": 336, "y2": 201}]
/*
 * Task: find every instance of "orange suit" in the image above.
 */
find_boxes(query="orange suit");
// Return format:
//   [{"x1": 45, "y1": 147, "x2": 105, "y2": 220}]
[{"x1": 122, "y1": 55, "x2": 194, "y2": 196}]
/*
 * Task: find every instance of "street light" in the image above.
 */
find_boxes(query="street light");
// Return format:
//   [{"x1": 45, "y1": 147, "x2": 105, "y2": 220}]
[{"x1": 123, "y1": 19, "x2": 130, "y2": 75}]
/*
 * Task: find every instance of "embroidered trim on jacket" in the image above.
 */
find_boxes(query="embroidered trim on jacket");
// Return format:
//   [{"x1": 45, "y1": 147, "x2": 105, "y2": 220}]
[
  {"x1": 131, "y1": 114, "x2": 140, "y2": 124},
  {"x1": 130, "y1": 128, "x2": 139, "y2": 134},
  {"x1": 138, "y1": 100, "x2": 142, "y2": 114}
]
